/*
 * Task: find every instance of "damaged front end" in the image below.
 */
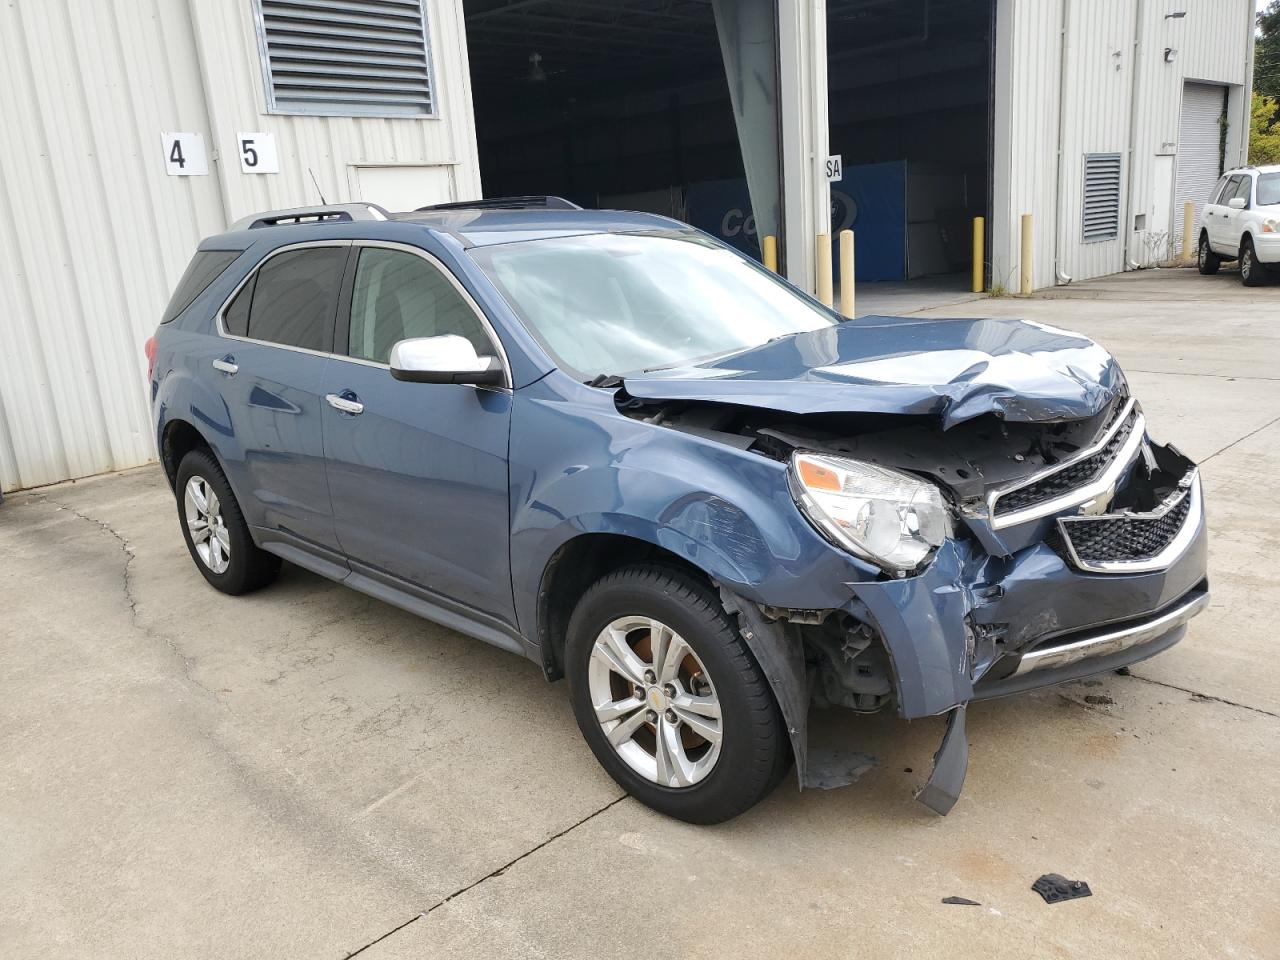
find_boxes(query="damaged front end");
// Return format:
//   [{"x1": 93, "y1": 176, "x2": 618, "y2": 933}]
[{"x1": 619, "y1": 378, "x2": 1209, "y2": 815}]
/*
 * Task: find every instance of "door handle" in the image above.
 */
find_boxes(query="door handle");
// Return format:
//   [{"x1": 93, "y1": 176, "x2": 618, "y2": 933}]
[
  {"x1": 212, "y1": 356, "x2": 238, "y2": 375},
  {"x1": 325, "y1": 392, "x2": 364, "y2": 415}
]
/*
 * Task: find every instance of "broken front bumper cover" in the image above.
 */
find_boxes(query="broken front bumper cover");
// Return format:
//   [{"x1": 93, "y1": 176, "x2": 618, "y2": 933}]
[{"x1": 727, "y1": 437, "x2": 1210, "y2": 817}]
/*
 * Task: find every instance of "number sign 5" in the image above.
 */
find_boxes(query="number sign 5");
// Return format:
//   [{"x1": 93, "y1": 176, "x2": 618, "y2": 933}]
[{"x1": 237, "y1": 133, "x2": 280, "y2": 174}]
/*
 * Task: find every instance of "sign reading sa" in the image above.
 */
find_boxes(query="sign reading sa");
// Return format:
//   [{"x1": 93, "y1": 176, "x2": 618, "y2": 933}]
[
  {"x1": 161, "y1": 132, "x2": 208, "y2": 176},
  {"x1": 825, "y1": 155, "x2": 843, "y2": 182}
]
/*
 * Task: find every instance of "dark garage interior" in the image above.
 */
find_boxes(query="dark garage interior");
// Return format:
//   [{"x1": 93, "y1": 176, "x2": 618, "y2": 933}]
[
  {"x1": 461, "y1": 0, "x2": 993, "y2": 282},
  {"x1": 827, "y1": 0, "x2": 993, "y2": 282}
]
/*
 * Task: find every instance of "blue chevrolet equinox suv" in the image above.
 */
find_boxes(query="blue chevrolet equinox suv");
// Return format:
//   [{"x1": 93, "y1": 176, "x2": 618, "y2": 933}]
[{"x1": 149, "y1": 197, "x2": 1209, "y2": 823}]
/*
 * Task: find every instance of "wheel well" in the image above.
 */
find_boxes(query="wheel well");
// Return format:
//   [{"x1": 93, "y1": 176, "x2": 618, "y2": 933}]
[
  {"x1": 160, "y1": 420, "x2": 212, "y2": 489},
  {"x1": 537, "y1": 533, "x2": 711, "y2": 680}
]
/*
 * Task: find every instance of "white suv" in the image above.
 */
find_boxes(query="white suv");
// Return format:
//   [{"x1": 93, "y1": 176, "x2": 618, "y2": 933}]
[{"x1": 1197, "y1": 164, "x2": 1280, "y2": 286}]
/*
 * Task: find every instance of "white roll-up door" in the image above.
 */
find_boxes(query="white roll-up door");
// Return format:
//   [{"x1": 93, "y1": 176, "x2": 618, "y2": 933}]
[{"x1": 1174, "y1": 82, "x2": 1227, "y2": 250}]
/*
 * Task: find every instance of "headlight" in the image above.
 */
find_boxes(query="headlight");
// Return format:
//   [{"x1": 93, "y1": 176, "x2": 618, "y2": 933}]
[
  {"x1": 1263, "y1": 219, "x2": 1278, "y2": 234},
  {"x1": 788, "y1": 452, "x2": 952, "y2": 574}
]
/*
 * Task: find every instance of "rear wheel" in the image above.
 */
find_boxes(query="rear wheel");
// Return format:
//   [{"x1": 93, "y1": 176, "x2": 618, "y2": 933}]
[
  {"x1": 1197, "y1": 233, "x2": 1220, "y2": 275},
  {"x1": 566, "y1": 565, "x2": 790, "y2": 824},
  {"x1": 175, "y1": 449, "x2": 280, "y2": 595},
  {"x1": 1240, "y1": 237, "x2": 1266, "y2": 287}
]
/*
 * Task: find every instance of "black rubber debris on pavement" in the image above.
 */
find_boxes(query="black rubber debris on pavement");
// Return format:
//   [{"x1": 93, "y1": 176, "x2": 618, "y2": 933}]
[
  {"x1": 942, "y1": 896, "x2": 981, "y2": 906},
  {"x1": 1032, "y1": 874, "x2": 1093, "y2": 904},
  {"x1": 1084, "y1": 695, "x2": 1115, "y2": 705}
]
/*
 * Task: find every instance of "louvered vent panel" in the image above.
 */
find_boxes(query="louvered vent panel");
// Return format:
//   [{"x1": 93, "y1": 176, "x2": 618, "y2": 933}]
[
  {"x1": 1081, "y1": 153, "x2": 1122, "y2": 243},
  {"x1": 258, "y1": 0, "x2": 434, "y2": 116}
]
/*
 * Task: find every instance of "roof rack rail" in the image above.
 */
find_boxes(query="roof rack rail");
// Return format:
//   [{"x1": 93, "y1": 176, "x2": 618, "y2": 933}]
[
  {"x1": 230, "y1": 202, "x2": 390, "y2": 232},
  {"x1": 415, "y1": 195, "x2": 583, "y2": 212}
]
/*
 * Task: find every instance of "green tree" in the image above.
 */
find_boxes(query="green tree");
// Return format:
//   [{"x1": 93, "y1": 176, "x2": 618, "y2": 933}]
[
  {"x1": 1252, "y1": 92, "x2": 1280, "y2": 164},
  {"x1": 1259, "y1": 2, "x2": 1280, "y2": 101}
]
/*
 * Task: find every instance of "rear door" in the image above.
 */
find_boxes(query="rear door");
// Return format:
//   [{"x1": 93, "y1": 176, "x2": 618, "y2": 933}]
[
  {"x1": 320, "y1": 242, "x2": 516, "y2": 625},
  {"x1": 215, "y1": 241, "x2": 349, "y2": 552}
]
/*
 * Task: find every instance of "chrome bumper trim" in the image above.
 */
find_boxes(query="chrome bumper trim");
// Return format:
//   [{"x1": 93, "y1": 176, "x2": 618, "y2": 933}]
[{"x1": 1011, "y1": 588, "x2": 1210, "y2": 678}]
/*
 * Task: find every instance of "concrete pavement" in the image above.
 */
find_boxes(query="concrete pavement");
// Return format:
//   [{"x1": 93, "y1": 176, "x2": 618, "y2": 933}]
[{"x1": 2, "y1": 267, "x2": 1277, "y2": 958}]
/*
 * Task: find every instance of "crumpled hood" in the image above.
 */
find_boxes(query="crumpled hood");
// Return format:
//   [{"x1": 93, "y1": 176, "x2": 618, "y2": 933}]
[{"x1": 621, "y1": 316, "x2": 1125, "y2": 430}]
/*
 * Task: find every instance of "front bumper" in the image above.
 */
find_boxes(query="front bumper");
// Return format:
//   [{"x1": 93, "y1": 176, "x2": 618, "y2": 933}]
[
  {"x1": 1254, "y1": 232, "x2": 1280, "y2": 265},
  {"x1": 845, "y1": 440, "x2": 1208, "y2": 721}
]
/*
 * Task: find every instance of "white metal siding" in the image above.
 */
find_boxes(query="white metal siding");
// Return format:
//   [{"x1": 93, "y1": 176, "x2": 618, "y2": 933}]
[
  {"x1": 1055, "y1": 0, "x2": 1135, "y2": 282},
  {"x1": 993, "y1": 0, "x2": 1254, "y2": 290},
  {"x1": 0, "y1": 0, "x2": 479, "y2": 492},
  {"x1": 1173, "y1": 81, "x2": 1226, "y2": 251}
]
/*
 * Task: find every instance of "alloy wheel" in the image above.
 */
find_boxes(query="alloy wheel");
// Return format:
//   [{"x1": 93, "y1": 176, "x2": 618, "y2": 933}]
[
  {"x1": 184, "y1": 475, "x2": 231, "y2": 574},
  {"x1": 587, "y1": 615, "x2": 723, "y2": 787},
  {"x1": 1242, "y1": 248, "x2": 1253, "y2": 280}
]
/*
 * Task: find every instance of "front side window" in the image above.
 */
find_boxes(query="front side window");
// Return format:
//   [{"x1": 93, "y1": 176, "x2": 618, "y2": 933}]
[
  {"x1": 244, "y1": 247, "x2": 346, "y2": 351},
  {"x1": 1216, "y1": 176, "x2": 1242, "y2": 205},
  {"x1": 468, "y1": 231, "x2": 839, "y2": 380},
  {"x1": 1258, "y1": 173, "x2": 1280, "y2": 207},
  {"x1": 1210, "y1": 176, "x2": 1233, "y2": 205},
  {"x1": 348, "y1": 248, "x2": 493, "y2": 364},
  {"x1": 1232, "y1": 176, "x2": 1253, "y2": 206}
]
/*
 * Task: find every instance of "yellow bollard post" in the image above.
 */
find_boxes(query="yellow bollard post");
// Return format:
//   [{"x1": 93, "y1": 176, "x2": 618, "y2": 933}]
[
  {"x1": 1020, "y1": 214, "x2": 1033, "y2": 295},
  {"x1": 816, "y1": 233, "x2": 834, "y2": 307},
  {"x1": 762, "y1": 234, "x2": 778, "y2": 272},
  {"x1": 972, "y1": 216, "x2": 985, "y2": 294},
  {"x1": 838, "y1": 229, "x2": 855, "y2": 317},
  {"x1": 1182, "y1": 202, "x2": 1196, "y2": 264}
]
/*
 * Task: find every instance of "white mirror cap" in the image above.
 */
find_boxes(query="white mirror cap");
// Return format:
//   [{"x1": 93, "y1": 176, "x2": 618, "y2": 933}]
[
  {"x1": 390, "y1": 335, "x2": 492, "y2": 373},
  {"x1": 1228, "y1": 197, "x2": 1247, "y2": 209}
]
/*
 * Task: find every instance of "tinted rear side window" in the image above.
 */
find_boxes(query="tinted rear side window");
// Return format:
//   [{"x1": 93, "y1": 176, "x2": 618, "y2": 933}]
[
  {"x1": 246, "y1": 247, "x2": 346, "y2": 352},
  {"x1": 223, "y1": 274, "x2": 255, "y2": 337},
  {"x1": 163, "y1": 250, "x2": 240, "y2": 322}
]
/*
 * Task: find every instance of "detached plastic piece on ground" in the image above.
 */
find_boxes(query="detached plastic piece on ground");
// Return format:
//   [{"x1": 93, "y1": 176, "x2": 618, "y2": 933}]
[
  {"x1": 1032, "y1": 874, "x2": 1093, "y2": 903},
  {"x1": 916, "y1": 704, "x2": 968, "y2": 815},
  {"x1": 803, "y1": 748, "x2": 876, "y2": 790},
  {"x1": 942, "y1": 896, "x2": 981, "y2": 906}
]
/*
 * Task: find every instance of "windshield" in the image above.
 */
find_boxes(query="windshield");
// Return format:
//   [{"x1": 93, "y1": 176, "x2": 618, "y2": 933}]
[
  {"x1": 1258, "y1": 173, "x2": 1280, "y2": 207},
  {"x1": 468, "y1": 230, "x2": 839, "y2": 379}
]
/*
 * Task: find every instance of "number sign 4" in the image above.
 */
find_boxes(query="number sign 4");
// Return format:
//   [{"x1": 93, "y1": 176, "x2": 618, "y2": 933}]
[{"x1": 162, "y1": 132, "x2": 208, "y2": 177}]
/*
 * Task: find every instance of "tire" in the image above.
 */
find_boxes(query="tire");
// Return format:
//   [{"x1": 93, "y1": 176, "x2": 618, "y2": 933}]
[
  {"x1": 1197, "y1": 233, "x2": 1220, "y2": 275},
  {"x1": 1240, "y1": 237, "x2": 1266, "y2": 287},
  {"x1": 174, "y1": 449, "x2": 280, "y2": 595},
  {"x1": 566, "y1": 565, "x2": 790, "y2": 824}
]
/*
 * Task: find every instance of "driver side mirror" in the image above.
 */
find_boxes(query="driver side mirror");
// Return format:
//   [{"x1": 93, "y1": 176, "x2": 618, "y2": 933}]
[
  {"x1": 1228, "y1": 197, "x2": 1247, "y2": 210},
  {"x1": 389, "y1": 335, "x2": 504, "y2": 386}
]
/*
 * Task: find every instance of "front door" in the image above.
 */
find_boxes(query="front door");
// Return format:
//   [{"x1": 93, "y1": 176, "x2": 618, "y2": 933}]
[
  {"x1": 214, "y1": 242, "x2": 349, "y2": 552},
  {"x1": 1205, "y1": 175, "x2": 1239, "y2": 252},
  {"x1": 321, "y1": 244, "x2": 516, "y2": 624}
]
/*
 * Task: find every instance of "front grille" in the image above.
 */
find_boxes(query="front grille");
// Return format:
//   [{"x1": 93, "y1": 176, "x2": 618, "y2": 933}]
[
  {"x1": 994, "y1": 405, "x2": 1138, "y2": 517},
  {"x1": 1059, "y1": 482, "x2": 1193, "y2": 566}
]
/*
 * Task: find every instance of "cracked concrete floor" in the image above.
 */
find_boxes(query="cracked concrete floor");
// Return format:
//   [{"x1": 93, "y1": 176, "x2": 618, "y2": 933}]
[{"x1": 2, "y1": 268, "x2": 1278, "y2": 959}]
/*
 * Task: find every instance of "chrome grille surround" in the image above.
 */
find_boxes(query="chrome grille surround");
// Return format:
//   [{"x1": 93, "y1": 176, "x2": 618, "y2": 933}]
[
  {"x1": 987, "y1": 399, "x2": 1144, "y2": 530},
  {"x1": 1056, "y1": 470, "x2": 1202, "y2": 574}
]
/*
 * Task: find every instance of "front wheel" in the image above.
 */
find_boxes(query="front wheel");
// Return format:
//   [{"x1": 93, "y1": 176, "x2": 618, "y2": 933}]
[
  {"x1": 1240, "y1": 237, "x2": 1266, "y2": 287},
  {"x1": 566, "y1": 566, "x2": 790, "y2": 824},
  {"x1": 1197, "y1": 234, "x2": 1220, "y2": 275}
]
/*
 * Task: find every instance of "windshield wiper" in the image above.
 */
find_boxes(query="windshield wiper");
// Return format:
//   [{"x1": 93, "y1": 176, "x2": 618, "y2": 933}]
[{"x1": 586, "y1": 373, "x2": 624, "y2": 388}]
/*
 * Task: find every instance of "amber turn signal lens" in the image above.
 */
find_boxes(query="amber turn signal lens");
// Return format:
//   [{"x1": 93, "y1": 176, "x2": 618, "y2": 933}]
[{"x1": 797, "y1": 457, "x2": 842, "y2": 491}]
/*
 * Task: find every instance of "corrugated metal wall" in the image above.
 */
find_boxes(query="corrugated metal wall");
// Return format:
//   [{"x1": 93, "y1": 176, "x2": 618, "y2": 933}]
[
  {"x1": 992, "y1": 0, "x2": 1254, "y2": 290},
  {"x1": 0, "y1": 0, "x2": 480, "y2": 493}
]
